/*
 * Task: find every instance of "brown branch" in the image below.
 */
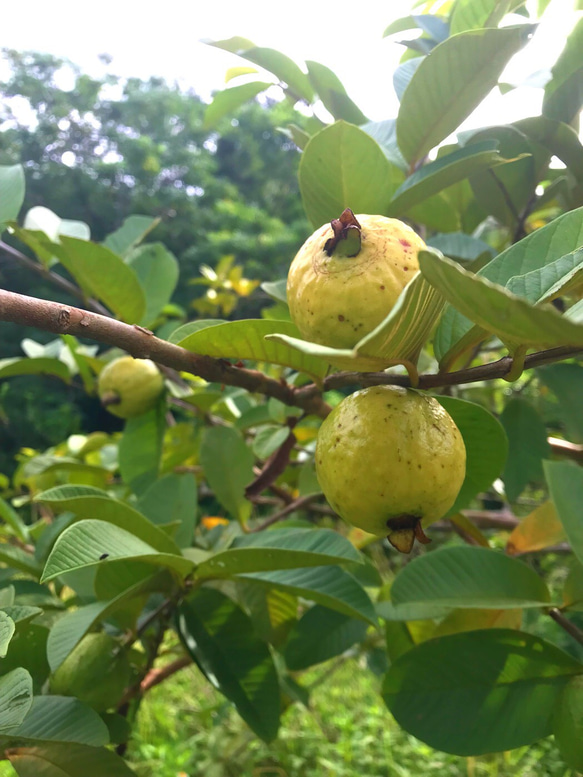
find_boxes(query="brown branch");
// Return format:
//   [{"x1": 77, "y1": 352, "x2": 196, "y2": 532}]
[
  {"x1": 245, "y1": 424, "x2": 298, "y2": 499},
  {"x1": 0, "y1": 288, "x2": 331, "y2": 418},
  {"x1": 548, "y1": 436, "x2": 583, "y2": 463},
  {"x1": 549, "y1": 608, "x2": 583, "y2": 647},
  {"x1": 250, "y1": 492, "x2": 322, "y2": 532},
  {"x1": 140, "y1": 654, "x2": 192, "y2": 694}
]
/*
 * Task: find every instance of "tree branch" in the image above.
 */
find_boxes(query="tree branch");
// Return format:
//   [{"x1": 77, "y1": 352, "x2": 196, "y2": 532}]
[
  {"x1": 548, "y1": 608, "x2": 583, "y2": 647},
  {"x1": 0, "y1": 288, "x2": 331, "y2": 418}
]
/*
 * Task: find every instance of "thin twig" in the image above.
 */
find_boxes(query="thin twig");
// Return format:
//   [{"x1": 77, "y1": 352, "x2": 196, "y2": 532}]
[
  {"x1": 140, "y1": 654, "x2": 192, "y2": 693},
  {"x1": 548, "y1": 608, "x2": 583, "y2": 647},
  {"x1": 250, "y1": 493, "x2": 322, "y2": 532}
]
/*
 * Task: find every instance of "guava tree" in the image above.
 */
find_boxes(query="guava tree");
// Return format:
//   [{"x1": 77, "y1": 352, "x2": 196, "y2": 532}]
[{"x1": 1, "y1": 1, "x2": 583, "y2": 775}]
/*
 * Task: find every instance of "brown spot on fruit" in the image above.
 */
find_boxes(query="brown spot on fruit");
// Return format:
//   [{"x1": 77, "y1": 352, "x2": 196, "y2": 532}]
[
  {"x1": 338, "y1": 314, "x2": 345, "y2": 321},
  {"x1": 400, "y1": 239, "x2": 411, "y2": 248}
]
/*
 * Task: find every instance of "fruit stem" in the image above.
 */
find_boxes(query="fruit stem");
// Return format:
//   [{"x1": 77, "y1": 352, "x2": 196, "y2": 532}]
[{"x1": 324, "y1": 208, "x2": 362, "y2": 258}]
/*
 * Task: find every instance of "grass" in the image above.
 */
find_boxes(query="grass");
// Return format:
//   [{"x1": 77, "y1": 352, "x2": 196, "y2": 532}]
[{"x1": 128, "y1": 657, "x2": 574, "y2": 777}]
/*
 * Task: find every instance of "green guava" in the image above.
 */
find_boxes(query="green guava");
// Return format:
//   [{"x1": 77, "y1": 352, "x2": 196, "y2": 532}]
[
  {"x1": 286, "y1": 210, "x2": 426, "y2": 349},
  {"x1": 315, "y1": 385, "x2": 466, "y2": 553},
  {"x1": 98, "y1": 356, "x2": 164, "y2": 419},
  {"x1": 50, "y1": 632, "x2": 132, "y2": 711}
]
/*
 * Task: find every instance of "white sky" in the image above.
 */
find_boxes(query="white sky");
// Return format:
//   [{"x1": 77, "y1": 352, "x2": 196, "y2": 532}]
[{"x1": 1, "y1": 0, "x2": 580, "y2": 128}]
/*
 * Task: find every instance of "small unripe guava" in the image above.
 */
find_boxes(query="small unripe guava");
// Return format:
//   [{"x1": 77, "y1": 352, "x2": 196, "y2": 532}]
[
  {"x1": 315, "y1": 385, "x2": 466, "y2": 552},
  {"x1": 98, "y1": 356, "x2": 164, "y2": 419},
  {"x1": 287, "y1": 211, "x2": 426, "y2": 349},
  {"x1": 50, "y1": 632, "x2": 132, "y2": 712}
]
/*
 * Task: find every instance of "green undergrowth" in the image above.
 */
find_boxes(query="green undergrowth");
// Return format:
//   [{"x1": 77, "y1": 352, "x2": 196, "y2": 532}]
[{"x1": 128, "y1": 658, "x2": 573, "y2": 777}]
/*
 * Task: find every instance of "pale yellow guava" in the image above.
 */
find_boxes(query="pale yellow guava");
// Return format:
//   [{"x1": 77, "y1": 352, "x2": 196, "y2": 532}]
[
  {"x1": 315, "y1": 385, "x2": 466, "y2": 553},
  {"x1": 98, "y1": 356, "x2": 164, "y2": 419},
  {"x1": 50, "y1": 633, "x2": 132, "y2": 712},
  {"x1": 287, "y1": 210, "x2": 426, "y2": 349}
]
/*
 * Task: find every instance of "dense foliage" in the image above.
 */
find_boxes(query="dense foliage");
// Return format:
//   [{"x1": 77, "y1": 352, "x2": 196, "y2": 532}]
[{"x1": 1, "y1": 2, "x2": 583, "y2": 775}]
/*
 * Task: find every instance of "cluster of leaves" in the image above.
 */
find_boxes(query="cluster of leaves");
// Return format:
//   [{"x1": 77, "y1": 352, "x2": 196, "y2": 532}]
[{"x1": 1, "y1": 0, "x2": 583, "y2": 775}]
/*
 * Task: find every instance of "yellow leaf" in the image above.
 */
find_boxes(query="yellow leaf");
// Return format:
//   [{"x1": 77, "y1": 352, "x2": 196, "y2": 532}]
[{"x1": 506, "y1": 501, "x2": 565, "y2": 555}]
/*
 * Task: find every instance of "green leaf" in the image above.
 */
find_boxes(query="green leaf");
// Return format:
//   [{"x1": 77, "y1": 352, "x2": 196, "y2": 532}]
[
  {"x1": 136, "y1": 473, "x2": 197, "y2": 548},
  {"x1": 391, "y1": 546, "x2": 551, "y2": 610},
  {"x1": 394, "y1": 59, "x2": 424, "y2": 102},
  {"x1": 176, "y1": 588, "x2": 280, "y2": 742},
  {"x1": 260, "y1": 279, "x2": 287, "y2": 304},
  {"x1": 553, "y1": 675, "x2": 583, "y2": 771},
  {"x1": 505, "y1": 247, "x2": 583, "y2": 303},
  {"x1": 537, "y1": 363, "x2": 583, "y2": 442},
  {"x1": 427, "y1": 232, "x2": 495, "y2": 262},
  {"x1": 435, "y1": 205, "x2": 583, "y2": 363},
  {"x1": 40, "y1": 520, "x2": 194, "y2": 583},
  {"x1": 377, "y1": 601, "x2": 452, "y2": 622},
  {"x1": 127, "y1": 243, "x2": 179, "y2": 327},
  {"x1": 8, "y1": 743, "x2": 138, "y2": 776},
  {"x1": 501, "y1": 399, "x2": 550, "y2": 501},
  {"x1": 284, "y1": 605, "x2": 367, "y2": 670},
  {"x1": 543, "y1": 17, "x2": 583, "y2": 124},
  {"x1": 563, "y1": 561, "x2": 583, "y2": 611},
  {"x1": 0, "y1": 545, "x2": 42, "y2": 578},
  {"x1": 450, "y1": 0, "x2": 510, "y2": 34},
  {"x1": 0, "y1": 165, "x2": 25, "y2": 228},
  {"x1": 513, "y1": 116, "x2": 583, "y2": 185},
  {"x1": 4, "y1": 696, "x2": 108, "y2": 746},
  {"x1": 267, "y1": 270, "x2": 445, "y2": 371},
  {"x1": 102, "y1": 214, "x2": 159, "y2": 256},
  {"x1": 238, "y1": 567, "x2": 378, "y2": 626},
  {"x1": 437, "y1": 397, "x2": 508, "y2": 514},
  {"x1": 388, "y1": 141, "x2": 508, "y2": 216},
  {"x1": 36, "y1": 485, "x2": 180, "y2": 555},
  {"x1": 0, "y1": 357, "x2": 71, "y2": 383},
  {"x1": 0, "y1": 612, "x2": 15, "y2": 658},
  {"x1": 298, "y1": 121, "x2": 397, "y2": 229},
  {"x1": 199, "y1": 426, "x2": 254, "y2": 523},
  {"x1": 0, "y1": 607, "x2": 41, "y2": 627},
  {"x1": 251, "y1": 425, "x2": 289, "y2": 459},
  {"x1": 175, "y1": 319, "x2": 329, "y2": 381},
  {"x1": 419, "y1": 250, "x2": 583, "y2": 353},
  {"x1": 396, "y1": 25, "x2": 535, "y2": 164},
  {"x1": 0, "y1": 668, "x2": 33, "y2": 731},
  {"x1": 360, "y1": 120, "x2": 408, "y2": 170},
  {"x1": 545, "y1": 460, "x2": 583, "y2": 568},
  {"x1": 305, "y1": 61, "x2": 367, "y2": 124},
  {"x1": 196, "y1": 528, "x2": 361, "y2": 579},
  {"x1": 383, "y1": 629, "x2": 582, "y2": 756},
  {"x1": 167, "y1": 319, "x2": 228, "y2": 343},
  {"x1": 0, "y1": 496, "x2": 29, "y2": 543},
  {"x1": 204, "y1": 82, "x2": 273, "y2": 129},
  {"x1": 118, "y1": 406, "x2": 165, "y2": 495},
  {"x1": 46, "y1": 236, "x2": 146, "y2": 323}
]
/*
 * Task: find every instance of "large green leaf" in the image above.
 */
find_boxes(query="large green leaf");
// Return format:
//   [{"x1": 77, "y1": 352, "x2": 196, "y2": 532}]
[
  {"x1": 4, "y1": 696, "x2": 108, "y2": 746},
  {"x1": 505, "y1": 247, "x2": 583, "y2": 303},
  {"x1": 40, "y1": 520, "x2": 194, "y2": 583},
  {"x1": 383, "y1": 629, "x2": 582, "y2": 756},
  {"x1": 0, "y1": 668, "x2": 33, "y2": 731},
  {"x1": 8, "y1": 743, "x2": 137, "y2": 776},
  {"x1": 195, "y1": 528, "x2": 361, "y2": 579},
  {"x1": 0, "y1": 545, "x2": 41, "y2": 578},
  {"x1": 450, "y1": 0, "x2": 510, "y2": 34},
  {"x1": 36, "y1": 485, "x2": 180, "y2": 555},
  {"x1": 118, "y1": 406, "x2": 165, "y2": 496},
  {"x1": 199, "y1": 427, "x2": 254, "y2": 523},
  {"x1": 298, "y1": 121, "x2": 397, "y2": 228},
  {"x1": 176, "y1": 588, "x2": 280, "y2": 742},
  {"x1": 204, "y1": 81, "x2": 273, "y2": 129},
  {"x1": 545, "y1": 460, "x2": 583, "y2": 568},
  {"x1": 267, "y1": 270, "x2": 444, "y2": 371},
  {"x1": 207, "y1": 39, "x2": 313, "y2": 102},
  {"x1": 396, "y1": 25, "x2": 535, "y2": 164},
  {"x1": 283, "y1": 605, "x2": 368, "y2": 670},
  {"x1": 238, "y1": 566, "x2": 377, "y2": 625},
  {"x1": 543, "y1": 17, "x2": 583, "y2": 124},
  {"x1": 360, "y1": 119, "x2": 408, "y2": 170},
  {"x1": 0, "y1": 357, "x2": 71, "y2": 383},
  {"x1": 427, "y1": 232, "x2": 494, "y2": 262},
  {"x1": 434, "y1": 205, "x2": 583, "y2": 363},
  {"x1": 43, "y1": 235, "x2": 146, "y2": 323},
  {"x1": 513, "y1": 116, "x2": 583, "y2": 185},
  {"x1": 127, "y1": 242, "x2": 179, "y2": 327},
  {"x1": 437, "y1": 397, "x2": 508, "y2": 515},
  {"x1": 391, "y1": 546, "x2": 551, "y2": 610},
  {"x1": 420, "y1": 250, "x2": 583, "y2": 354},
  {"x1": 176, "y1": 319, "x2": 329, "y2": 381},
  {"x1": 553, "y1": 675, "x2": 583, "y2": 771},
  {"x1": 388, "y1": 141, "x2": 508, "y2": 216},
  {"x1": 0, "y1": 496, "x2": 29, "y2": 543},
  {"x1": 501, "y1": 399, "x2": 550, "y2": 501},
  {"x1": 0, "y1": 164, "x2": 25, "y2": 228},
  {"x1": 0, "y1": 612, "x2": 15, "y2": 658},
  {"x1": 136, "y1": 473, "x2": 197, "y2": 548},
  {"x1": 305, "y1": 61, "x2": 367, "y2": 125}
]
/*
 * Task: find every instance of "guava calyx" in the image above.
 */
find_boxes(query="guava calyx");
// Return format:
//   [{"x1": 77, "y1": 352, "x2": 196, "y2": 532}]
[
  {"x1": 324, "y1": 208, "x2": 362, "y2": 257},
  {"x1": 386, "y1": 516, "x2": 432, "y2": 554}
]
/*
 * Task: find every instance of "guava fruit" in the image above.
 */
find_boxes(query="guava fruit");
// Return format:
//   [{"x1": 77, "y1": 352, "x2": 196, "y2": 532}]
[
  {"x1": 98, "y1": 356, "x2": 164, "y2": 419},
  {"x1": 50, "y1": 632, "x2": 132, "y2": 711},
  {"x1": 287, "y1": 209, "x2": 426, "y2": 349},
  {"x1": 315, "y1": 385, "x2": 466, "y2": 553}
]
